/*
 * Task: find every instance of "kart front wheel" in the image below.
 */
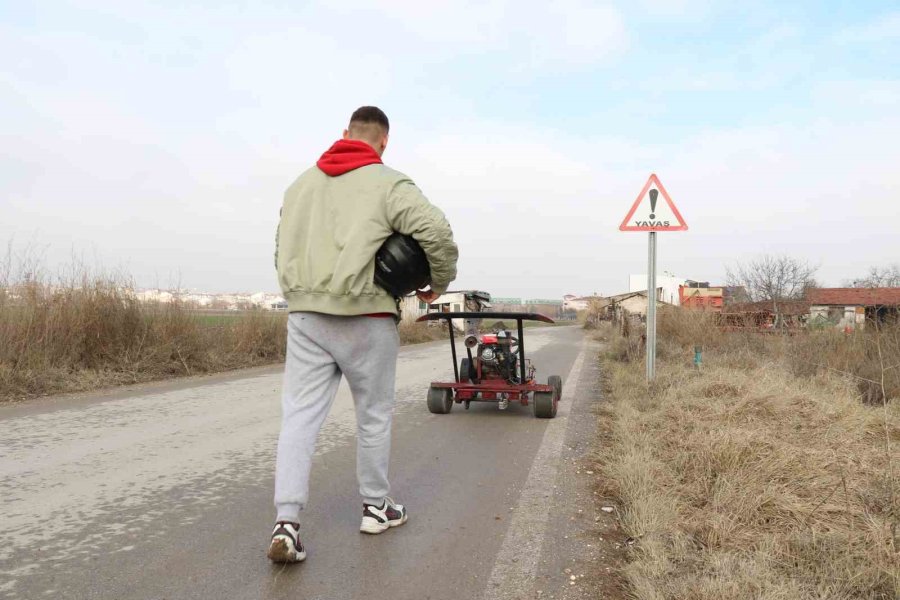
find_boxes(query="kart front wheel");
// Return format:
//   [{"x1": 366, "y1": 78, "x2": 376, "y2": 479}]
[{"x1": 427, "y1": 386, "x2": 453, "y2": 414}]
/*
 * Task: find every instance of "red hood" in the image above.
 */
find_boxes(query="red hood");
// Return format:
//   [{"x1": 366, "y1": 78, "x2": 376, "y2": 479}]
[{"x1": 316, "y1": 139, "x2": 383, "y2": 176}]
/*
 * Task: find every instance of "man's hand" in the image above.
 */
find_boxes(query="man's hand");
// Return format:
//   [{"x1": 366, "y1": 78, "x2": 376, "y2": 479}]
[{"x1": 416, "y1": 289, "x2": 440, "y2": 304}]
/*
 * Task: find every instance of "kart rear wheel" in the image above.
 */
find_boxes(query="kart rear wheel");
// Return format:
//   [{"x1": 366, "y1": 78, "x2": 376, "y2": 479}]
[
  {"x1": 549, "y1": 375, "x2": 562, "y2": 401},
  {"x1": 427, "y1": 386, "x2": 453, "y2": 414},
  {"x1": 533, "y1": 376, "x2": 561, "y2": 419},
  {"x1": 459, "y1": 358, "x2": 473, "y2": 383}
]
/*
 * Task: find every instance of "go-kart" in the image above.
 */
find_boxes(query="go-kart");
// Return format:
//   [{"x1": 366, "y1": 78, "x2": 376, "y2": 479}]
[{"x1": 416, "y1": 312, "x2": 562, "y2": 418}]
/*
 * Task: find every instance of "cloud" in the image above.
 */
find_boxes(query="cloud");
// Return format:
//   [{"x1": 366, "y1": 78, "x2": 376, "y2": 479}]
[
  {"x1": 2, "y1": 2, "x2": 899, "y2": 297},
  {"x1": 521, "y1": 0, "x2": 628, "y2": 69},
  {"x1": 634, "y1": 0, "x2": 715, "y2": 20},
  {"x1": 382, "y1": 103, "x2": 900, "y2": 295},
  {"x1": 817, "y1": 79, "x2": 900, "y2": 109},
  {"x1": 316, "y1": 0, "x2": 628, "y2": 72},
  {"x1": 6, "y1": 88, "x2": 899, "y2": 296},
  {"x1": 623, "y1": 23, "x2": 807, "y2": 93},
  {"x1": 835, "y1": 10, "x2": 900, "y2": 43}
]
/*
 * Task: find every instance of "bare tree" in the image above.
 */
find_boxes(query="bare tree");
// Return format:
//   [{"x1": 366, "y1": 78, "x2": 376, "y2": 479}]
[
  {"x1": 847, "y1": 264, "x2": 900, "y2": 288},
  {"x1": 726, "y1": 254, "x2": 818, "y2": 331},
  {"x1": 726, "y1": 254, "x2": 818, "y2": 302}
]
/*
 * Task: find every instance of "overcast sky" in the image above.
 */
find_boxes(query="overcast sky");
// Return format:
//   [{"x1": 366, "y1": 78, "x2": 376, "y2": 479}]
[{"x1": 2, "y1": 1, "x2": 899, "y2": 298}]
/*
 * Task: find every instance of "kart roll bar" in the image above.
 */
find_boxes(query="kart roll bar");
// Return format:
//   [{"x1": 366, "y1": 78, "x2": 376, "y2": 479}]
[{"x1": 415, "y1": 312, "x2": 555, "y2": 384}]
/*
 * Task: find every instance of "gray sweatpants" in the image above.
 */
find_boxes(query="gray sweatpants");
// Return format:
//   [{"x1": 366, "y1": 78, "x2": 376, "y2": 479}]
[{"x1": 274, "y1": 312, "x2": 400, "y2": 523}]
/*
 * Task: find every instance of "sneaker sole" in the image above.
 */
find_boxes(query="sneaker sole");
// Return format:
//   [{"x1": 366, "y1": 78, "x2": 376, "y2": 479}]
[
  {"x1": 267, "y1": 536, "x2": 307, "y2": 563},
  {"x1": 360, "y1": 513, "x2": 409, "y2": 535}
]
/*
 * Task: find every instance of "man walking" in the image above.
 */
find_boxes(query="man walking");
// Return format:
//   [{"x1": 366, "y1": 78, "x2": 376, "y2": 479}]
[{"x1": 269, "y1": 106, "x2": 458, "y2": 563}]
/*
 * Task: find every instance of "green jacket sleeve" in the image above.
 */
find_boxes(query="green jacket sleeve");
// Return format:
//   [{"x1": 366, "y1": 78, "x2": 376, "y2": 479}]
[{"x1": 386, "y1": 178, "x2": 459, "y2": 295}]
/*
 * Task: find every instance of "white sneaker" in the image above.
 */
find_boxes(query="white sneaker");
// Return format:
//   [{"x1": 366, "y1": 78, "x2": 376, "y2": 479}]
[
  {"x1": 360, "y1": 497, "x2": 409, "y2": 534},
  {"x1": 267, "y1": 521, "x2": 307, "y2": 563}
]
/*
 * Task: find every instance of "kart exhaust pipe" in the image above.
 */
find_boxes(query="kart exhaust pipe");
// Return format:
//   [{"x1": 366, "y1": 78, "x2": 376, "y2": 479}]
[{"x1": 464, "y1": 334, "x2": 478, "y2": 349}]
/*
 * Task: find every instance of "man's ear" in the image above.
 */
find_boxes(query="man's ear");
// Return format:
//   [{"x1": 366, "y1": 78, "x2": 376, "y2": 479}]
[
  {"x1": 380, "y1": 133, "x2": 389, "y2": 155},
  {"x1": 342, "y1": 129, "x2": 350, "y2": 140}
]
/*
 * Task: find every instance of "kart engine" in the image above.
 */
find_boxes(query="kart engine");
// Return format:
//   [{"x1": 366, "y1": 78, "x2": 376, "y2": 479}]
[{"x1": 466, "y1": 330, "x2": 519, "y2": 383}]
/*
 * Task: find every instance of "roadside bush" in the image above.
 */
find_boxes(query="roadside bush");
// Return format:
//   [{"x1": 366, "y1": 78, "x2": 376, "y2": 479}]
[
  {"x1": 584, "y1": 300, "x2": 602, "y2": 329},
  {"x1": 600, "y1": 355, "x2": 900, "y2": 599},
  {"x1": 606, "y1": 329, "x2": 644, "y2": 363},
  {"x1": 589, "y1": 321, "x2": 614, "y2": 343},
  {"x1": 0, "y1": 254, "x2": 452, "y2": 400},
  {"x1": 597, "y1": 306, "x2": 900, "y2": 599},
  {"x1": 397, "y1": 321, "x2": 449, "y2": 345},
  {"x1": 785, "y1": 326, "x2": 900, "y2": 405},
  {"x1": 657, "y1": 306, "x2": 724, "y2": 350},
  {"x1": 624, "y1": 307, "x2": 900, "y2": 403},
  {"x1": 0, "y1": 266, "x2": 288, "y2": 401}
]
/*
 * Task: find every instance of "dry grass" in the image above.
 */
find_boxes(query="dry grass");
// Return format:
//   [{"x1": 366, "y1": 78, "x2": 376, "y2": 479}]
[
  {"x1": 597, "y1": 310, "x2": 900, "y2": 599},
  {"x1": 0, "y1": 255, "x2": 450, "y2": 401},
  {"x1": 784, "y1": 326, "x2": 900, "y2": 406},
  {"x1": 0, "y1": 276, "x2": 287, "y2": 401},
  {"x1": 397, "y1": 321, "x2": 450, "y2": 344}
]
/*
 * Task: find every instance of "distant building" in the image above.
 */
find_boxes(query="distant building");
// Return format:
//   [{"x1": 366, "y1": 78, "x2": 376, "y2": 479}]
[
  {"x1": 679, "y1": 283, "x2": 724, "y2": 311},
  {"x1": 491, "y1": 298, "x2": 525, "y2": 313},
  {"x1": 487, "y1": 297, "x2": 565, "y2": 319},
  {"x1": 679, "y1": 283, "x2": 749, "y2": 312},
  {"x1": 593, "y1": 289, "x2": 670, "y2": 321},
  {"x1": 629, "y1": 275, "x2": 747, "y2": 308},
  {"x1": 134, "y1": 289, "x2": 175, "y2": 303},
  {"x1": 808, "y1": 288, "x2": 900, "y2": 331},
  {"x1": 181, "y1": 293, "x2": 213, "y2": 307},
  {"x1": 491, "y1": 297, "x2": 523, "y2": 306},
  {"x1": 563, "y1": 294, "x2": 601, "y2": 311},
  {"x1": 524, "y1": 299, "x2": 565, "y2": 319},
  {"x1": 629, "y1": 274, "x2": 687, "y2": 305},
  {"x1": 400, "y1": 290, "x2": 492, "y2": 331}
]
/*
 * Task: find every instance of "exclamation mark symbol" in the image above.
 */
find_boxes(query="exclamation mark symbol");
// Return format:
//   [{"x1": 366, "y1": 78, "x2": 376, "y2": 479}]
[{"x1": 649, "y1": 189, "x2": 658, "y2": 220}]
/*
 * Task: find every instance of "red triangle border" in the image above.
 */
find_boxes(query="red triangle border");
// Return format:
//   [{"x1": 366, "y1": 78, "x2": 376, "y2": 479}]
[{"x1": 619, "y1": 173, "x2": 688, "y2": 232}]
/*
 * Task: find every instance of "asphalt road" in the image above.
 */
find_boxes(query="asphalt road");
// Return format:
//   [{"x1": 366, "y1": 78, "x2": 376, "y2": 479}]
[{"x1": 1, "y1": 326, "x2": 596, "y2": 600}]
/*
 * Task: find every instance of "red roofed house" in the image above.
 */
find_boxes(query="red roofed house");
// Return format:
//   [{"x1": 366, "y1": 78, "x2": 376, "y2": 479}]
[{"x1": 808, "y1": 288, "x2": 900, "y2": 331}]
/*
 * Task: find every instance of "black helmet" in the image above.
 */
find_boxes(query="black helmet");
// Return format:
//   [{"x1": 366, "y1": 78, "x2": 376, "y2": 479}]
[{"x1": 374, "y1": 233, "x2": 431, "y2": 297}]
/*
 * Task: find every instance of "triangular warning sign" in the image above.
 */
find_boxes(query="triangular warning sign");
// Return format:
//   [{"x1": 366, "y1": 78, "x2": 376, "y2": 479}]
[{"x1": 619, "y1": 173, "x2": 688, "y2": 232}]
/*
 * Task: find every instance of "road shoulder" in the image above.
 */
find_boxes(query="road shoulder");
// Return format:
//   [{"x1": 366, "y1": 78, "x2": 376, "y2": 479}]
[
  {"x1": 482, "y1": 336, "x2": 628, "y2": 600},
  {"x1": 534, "y1": 339, "x2": 629, "y2": 600}
]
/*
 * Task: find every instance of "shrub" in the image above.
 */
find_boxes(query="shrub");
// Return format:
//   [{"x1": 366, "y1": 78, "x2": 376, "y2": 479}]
[
  {"x1": 598, "y1": 309, "x2": 900, "y2": 598},
  {"x1": 0, "y1": 264, "x2": 287, "y2": 400}
]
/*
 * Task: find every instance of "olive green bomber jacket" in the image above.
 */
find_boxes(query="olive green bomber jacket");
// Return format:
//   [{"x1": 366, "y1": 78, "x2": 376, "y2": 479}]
[{"x1": 275, "y1": 164, "x2": 458, "y2": 316}]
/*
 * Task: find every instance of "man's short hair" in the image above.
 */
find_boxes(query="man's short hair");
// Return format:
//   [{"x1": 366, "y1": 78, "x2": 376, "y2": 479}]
[{"x1": 348, "y1": 106, "x2": 389, "y2": 140}]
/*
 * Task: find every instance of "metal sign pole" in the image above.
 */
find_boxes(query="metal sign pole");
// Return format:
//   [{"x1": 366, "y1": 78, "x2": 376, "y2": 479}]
[
  {"x1": 646, "y1": 232, "x2": 657, "y2": 381},
  {"x1": 620, "y1": 174, "x2": 686, "y2": 381}
]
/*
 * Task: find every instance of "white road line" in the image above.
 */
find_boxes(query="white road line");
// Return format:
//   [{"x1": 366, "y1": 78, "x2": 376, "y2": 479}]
[{"x1": 482, "y1": 338, "x2": 588, "y2": 600}]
